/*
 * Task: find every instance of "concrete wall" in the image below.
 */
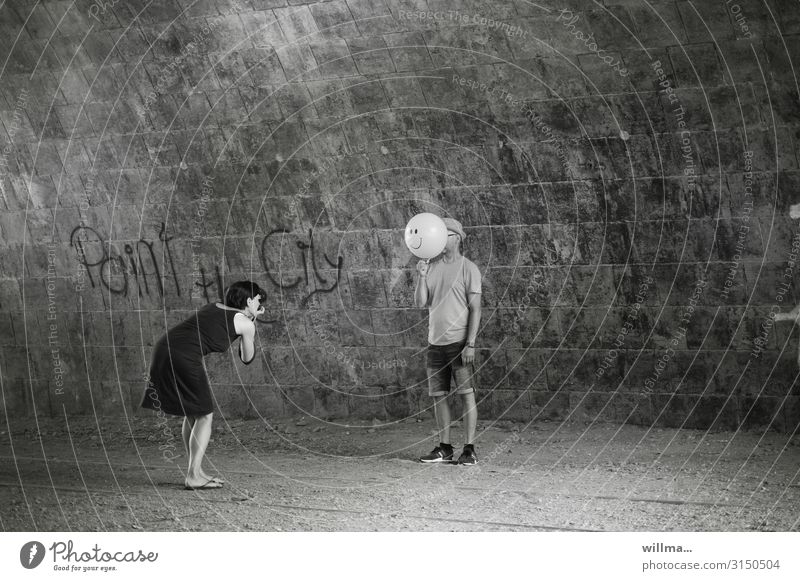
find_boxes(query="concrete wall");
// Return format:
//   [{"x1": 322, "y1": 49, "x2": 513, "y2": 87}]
[{"x1": 0, "y1": 0, "x2": 798, "y2": 431}]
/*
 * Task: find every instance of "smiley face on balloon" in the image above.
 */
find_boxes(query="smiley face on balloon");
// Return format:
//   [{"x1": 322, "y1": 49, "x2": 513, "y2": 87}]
[{"x1": 404, "y1": 213, "x2": 448, "y2": 260}]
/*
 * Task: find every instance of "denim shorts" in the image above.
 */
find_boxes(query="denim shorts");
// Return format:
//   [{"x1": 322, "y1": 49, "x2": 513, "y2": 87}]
[{"x1": 426, "y1": 342, "x2": 475, "y2": 397}]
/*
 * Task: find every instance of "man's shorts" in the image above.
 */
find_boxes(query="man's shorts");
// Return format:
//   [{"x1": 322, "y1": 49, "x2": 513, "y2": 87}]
[{"x1": 426, "y1": 341, "x2": 475, "y2": 397}]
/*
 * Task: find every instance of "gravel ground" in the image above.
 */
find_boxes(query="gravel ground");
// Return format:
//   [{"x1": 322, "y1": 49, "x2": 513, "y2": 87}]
[{"x1": 1, "y1": 415, "x2": 799, "y2": 532}]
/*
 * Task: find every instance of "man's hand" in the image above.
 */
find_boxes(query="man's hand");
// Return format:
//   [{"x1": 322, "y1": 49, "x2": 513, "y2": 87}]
[
  {"x1": 462, "y1": 345, "x2": 475, "y2": 365},
  {"x1": 416, "y1": 260, "x2": 429, "y2": 277}
]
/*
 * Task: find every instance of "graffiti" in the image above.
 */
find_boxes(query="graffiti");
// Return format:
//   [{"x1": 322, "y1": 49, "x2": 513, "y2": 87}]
[
  {"x1": 260, "y1": 228, "x2": 343, "y2": 307},
  {"x1": 69, "y1": 223, "x2": 344, "y2": 308},
  {"x1": 194, "y1": 265, "x2": 224, "y2": 304},
  {"x1": 70, "y1": 222, "x2": 181, "y2": 298}
]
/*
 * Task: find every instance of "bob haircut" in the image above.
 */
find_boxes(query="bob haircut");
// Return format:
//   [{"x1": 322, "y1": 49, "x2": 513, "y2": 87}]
[{"x1": 224, "y1": 281, "x2": 267, "y2": 309}]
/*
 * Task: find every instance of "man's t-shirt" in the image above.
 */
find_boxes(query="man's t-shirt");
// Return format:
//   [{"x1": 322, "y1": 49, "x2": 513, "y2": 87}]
[{"x1": 424, "y1": 256, "x2": 482, "y2": 345}]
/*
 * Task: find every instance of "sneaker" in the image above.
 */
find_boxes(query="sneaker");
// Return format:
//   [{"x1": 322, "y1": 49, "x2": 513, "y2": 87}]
[
  {"x1": 419, "y1": 445, "x2": 453, "y2": 463},
  {"x1": 457, "y1": 447, "x2": 478, "y2": 465}
]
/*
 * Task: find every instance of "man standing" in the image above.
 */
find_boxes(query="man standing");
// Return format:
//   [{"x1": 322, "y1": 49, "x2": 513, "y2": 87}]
[{"x1": 415, "y1": 218, "x2": 482, "y2": 465}]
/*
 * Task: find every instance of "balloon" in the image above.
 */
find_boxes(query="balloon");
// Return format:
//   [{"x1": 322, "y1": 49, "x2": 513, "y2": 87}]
[{"x1": 404, "y1": 213, "x2": 447, "y2": 260}]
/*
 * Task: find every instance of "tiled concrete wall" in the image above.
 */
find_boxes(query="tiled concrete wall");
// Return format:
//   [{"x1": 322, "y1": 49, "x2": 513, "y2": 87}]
[{"x1": 1, "y1": 0, "x2": 799, "y2": 430}]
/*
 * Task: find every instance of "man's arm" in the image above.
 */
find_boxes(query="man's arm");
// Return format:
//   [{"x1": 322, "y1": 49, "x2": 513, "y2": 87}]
[
  {"x1": 462, "y1": 291, "x2": 482, "y2": 365},
  {"x1": 414, "y1": 260, "x2": 430, "y2": 308}
]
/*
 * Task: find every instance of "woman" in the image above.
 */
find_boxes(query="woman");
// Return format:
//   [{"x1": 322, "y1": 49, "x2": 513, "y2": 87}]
[{"x1": 141, "y1": 281, "x2": 266, "y2": 490}]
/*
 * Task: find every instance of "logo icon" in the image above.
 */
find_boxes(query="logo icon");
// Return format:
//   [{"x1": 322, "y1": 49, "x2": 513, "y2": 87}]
[{"x1": 20, "y1": 541, "x2": 46, "y2": 569}]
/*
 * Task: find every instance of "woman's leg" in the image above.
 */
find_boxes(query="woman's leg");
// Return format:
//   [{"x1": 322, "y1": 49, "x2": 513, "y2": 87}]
[
  {"x1": 185, "y1": 413, "x2": 219, "y2": 488},
  {"x1": 182, "y1": 416, "x2": 195, "y2": 458},
  {"x1": 182, "y1": 415, "x2": 223, "y2": 485}
]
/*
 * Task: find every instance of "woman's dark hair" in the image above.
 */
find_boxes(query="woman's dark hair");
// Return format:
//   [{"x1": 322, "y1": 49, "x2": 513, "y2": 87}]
[{"x1": 224, "y1": 281, "x2": 267, "y2": 309}]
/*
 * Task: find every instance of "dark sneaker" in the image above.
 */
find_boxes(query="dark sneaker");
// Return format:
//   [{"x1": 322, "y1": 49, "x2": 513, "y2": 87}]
[
  {"x1": 457, "y1": 447, "x2": 477, "y2": 465},
  {"x1": 420, "y1": 446, "x2": 453, "y2": 463}
]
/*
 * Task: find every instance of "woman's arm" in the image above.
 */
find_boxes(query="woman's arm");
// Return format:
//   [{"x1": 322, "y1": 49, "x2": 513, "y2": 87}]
[{"x1": 234, "y1": 313, "x2": 257, "y2": 364}]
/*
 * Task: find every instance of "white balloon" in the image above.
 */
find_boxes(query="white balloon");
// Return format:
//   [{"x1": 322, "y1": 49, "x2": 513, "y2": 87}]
[{"x1": 404, "y1": 213, "x2": 447, "y2": 259}]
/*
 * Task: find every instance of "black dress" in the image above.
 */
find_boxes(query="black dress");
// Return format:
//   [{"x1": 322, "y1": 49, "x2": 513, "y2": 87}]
[{"x1": 141, "y1": 304, "x2": 241, "y2": 416}]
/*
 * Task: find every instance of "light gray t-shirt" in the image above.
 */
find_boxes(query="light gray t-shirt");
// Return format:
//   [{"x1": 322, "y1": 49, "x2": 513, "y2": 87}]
[{"x1": 424, "y1": 256, "x2": 482, "y2": 345}]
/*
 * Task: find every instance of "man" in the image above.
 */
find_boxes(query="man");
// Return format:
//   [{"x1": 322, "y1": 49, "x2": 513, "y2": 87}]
[{"x1": 415, "y1": 217, "x2": 482, "y2": 465}]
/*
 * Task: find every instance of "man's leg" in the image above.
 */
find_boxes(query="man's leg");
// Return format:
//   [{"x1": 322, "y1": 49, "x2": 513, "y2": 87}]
[
  {"x1": 420, "y1": 355, "x2": 455, "y2": 462},
  {"x1": 420, "y1": 394, "x2": 454, "y2": 462},
  {"x1": 433, "y1": 394, "x2": 452, "y2": 445},
  {"x1": 454, "y1": 361, "x2": 478, "y2": 465},
  {"x1": 461, "y1": 391, "x2": 477, "y2": 445}
]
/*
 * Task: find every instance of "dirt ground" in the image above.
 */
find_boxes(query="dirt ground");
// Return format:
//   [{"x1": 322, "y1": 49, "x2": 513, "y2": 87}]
[{"x1": 1, "y1": 415, "x2": 799, "y2": 532}]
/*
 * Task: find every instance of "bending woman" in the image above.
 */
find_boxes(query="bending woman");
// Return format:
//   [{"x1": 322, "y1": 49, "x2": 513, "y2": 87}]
[{"x1": 141, "y1": 280, "x2": 266, "y2": 490}]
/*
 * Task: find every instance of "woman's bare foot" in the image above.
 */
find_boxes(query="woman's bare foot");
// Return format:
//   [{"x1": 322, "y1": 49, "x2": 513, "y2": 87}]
[
  {"x1": 199, "y1": 471, "x2": 225, "y2": 484},
  {"x1": 185, "y1": 475, "x2": 223, "y2": 490}
]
